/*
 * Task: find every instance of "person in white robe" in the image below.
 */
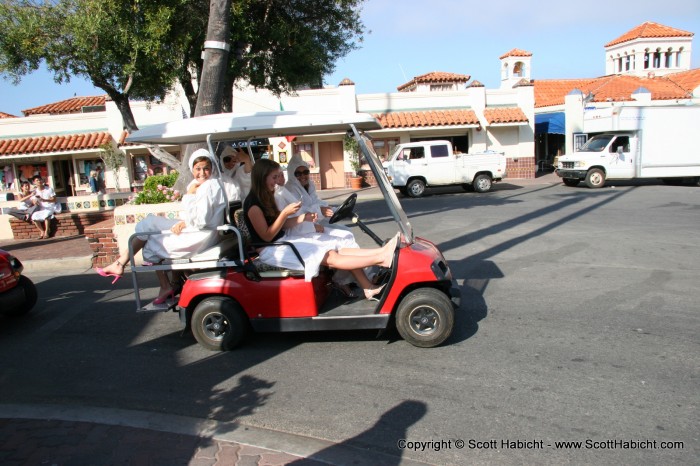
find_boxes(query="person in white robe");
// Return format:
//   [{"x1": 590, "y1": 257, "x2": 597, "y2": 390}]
[
  {"x1": 96, "y1": 149, "x2": 226, "y2": 303},
  {"x1": 30, "y1": 175, "x2": 61, "y2": 239},
  {"x1": 274, "y1": 156, "x2": 362, "y2": 295},
  {"x1": 219, "y1": 146, "x2": 253, "y2": 202},
  {"x1": 244, "y1": 159, "x2": 398, "y2": 300}
]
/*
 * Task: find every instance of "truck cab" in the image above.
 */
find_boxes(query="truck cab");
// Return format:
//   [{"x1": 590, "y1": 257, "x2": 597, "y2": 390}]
[
  {"x1": 557, "y1": 133, "x2": 637, "y2": 188},
  {"x1": 383, "y1": 140, "x2": 506, "y2": 197}
]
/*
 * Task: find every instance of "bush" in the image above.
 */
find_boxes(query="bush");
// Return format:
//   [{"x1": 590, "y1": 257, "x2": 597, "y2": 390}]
[{"x1": 133, "y1": 172, "x2": 181, "y2": 205}]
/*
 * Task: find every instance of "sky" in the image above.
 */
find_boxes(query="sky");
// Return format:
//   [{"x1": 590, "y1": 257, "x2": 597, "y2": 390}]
[{"x1": 2, "y1": 0, "x2": 700, "y2": 117}]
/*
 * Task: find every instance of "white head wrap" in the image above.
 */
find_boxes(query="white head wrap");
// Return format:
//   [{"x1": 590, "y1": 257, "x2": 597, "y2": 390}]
[{"x1": 189, "y1": 148, "x2": 221, "y2": 179}]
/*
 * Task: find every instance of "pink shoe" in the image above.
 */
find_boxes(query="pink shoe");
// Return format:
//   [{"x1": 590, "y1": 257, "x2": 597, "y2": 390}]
[
  {"x1": 153, "y1": 290, "x2": 175, "y2": 305},
  {"x1": 95, "y1": 260, "x2": 124, "y2": 284}
]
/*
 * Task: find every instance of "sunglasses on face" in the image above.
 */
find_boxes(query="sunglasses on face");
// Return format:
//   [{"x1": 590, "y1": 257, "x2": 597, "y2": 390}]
[{"x1": 294, "y1": 169, "x2": 310, "y2": 177}]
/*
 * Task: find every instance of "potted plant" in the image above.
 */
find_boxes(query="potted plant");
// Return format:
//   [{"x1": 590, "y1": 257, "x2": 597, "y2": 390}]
[{"x1": 344, "y1": 135, "x2": 364, "y2": 189}]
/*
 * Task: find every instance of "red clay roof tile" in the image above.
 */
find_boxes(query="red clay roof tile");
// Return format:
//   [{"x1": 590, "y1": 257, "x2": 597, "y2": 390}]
[
  {"x1": 22, "y1": 95, "x2": 107, "y2": 116},
  {"x1": 499, "y1": 48, "x2": 532, "y2": 59},
  {"x1": 374, "y1": 109, "x2": 480, "y2": 128},
  {"x1": 0, "y1": 112, "x2": 18, "y2": 119},
  {"x1": 397, "y1": 72, "x2": 471, "y2": 91},
  {"x1": 605, "y1": 21, "x2": 693, "y2": 47},
  {"x1": 534, "y1": 70, "x2": 700, "y2": 108},
  {"x1": 0, "y1": 132, "x2": 113, "y2": 157},
  {"x1": 483, "y1": 107, "x2": 529, "y2": 125}
]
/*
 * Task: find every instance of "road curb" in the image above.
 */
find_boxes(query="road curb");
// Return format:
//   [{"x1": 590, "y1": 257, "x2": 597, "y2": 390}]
[{"x1": 21, "y1": 254, "x2": 93, "y2": 273}]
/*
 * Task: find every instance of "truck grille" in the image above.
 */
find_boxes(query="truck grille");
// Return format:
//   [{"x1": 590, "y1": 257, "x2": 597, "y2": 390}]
[{"x1": 562, "y1": 162, "x2": 575, "y2": 169}]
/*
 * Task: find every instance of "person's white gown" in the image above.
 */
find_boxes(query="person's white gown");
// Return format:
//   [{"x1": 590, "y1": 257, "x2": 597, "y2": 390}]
[
  {"x1": 269, "y1": 155, "x2": 359, "y2": 283},
  {"x1": 31, "y1": 185, "x2": 61, "y2": 222},
  {"x1": 137, "y1": 151, "x2": 226, "y2": 264}
]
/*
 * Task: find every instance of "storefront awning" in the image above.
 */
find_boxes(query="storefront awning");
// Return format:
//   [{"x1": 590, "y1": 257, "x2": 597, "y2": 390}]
[{"x1": 535, "y1": 112, "x2": 565, "y2": 135}]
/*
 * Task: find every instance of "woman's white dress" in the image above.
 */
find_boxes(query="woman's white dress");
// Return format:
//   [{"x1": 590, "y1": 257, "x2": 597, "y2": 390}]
[
  {"x1": 137, "y1": 154, "x2": 226, "y2": 264},
  {"x1": 264, "y1": 155, "x2": 359, "y2": 282},
  {"x1": 31, "y1": 185, "x2": 60, "y2": 222}
]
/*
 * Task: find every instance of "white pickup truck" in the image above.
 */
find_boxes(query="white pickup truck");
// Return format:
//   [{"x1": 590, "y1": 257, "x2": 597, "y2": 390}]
[{"x1": 382, "y1": 140, "x2": 506, "y2": 197}]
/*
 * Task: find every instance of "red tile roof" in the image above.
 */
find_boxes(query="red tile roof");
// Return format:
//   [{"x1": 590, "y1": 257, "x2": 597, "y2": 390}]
[
  {"x1": 22, "y1": 96, "x2": 107, "y2": 116},
  {"x1": 483, "y1": 107, "x2": 529, "y2": 125},
  {"x1": 499, "y1": 48, "x2": 532, "y2": 59},
  {"x1": 605, "y1": 22, "x2": 693, "y2": 47},
  {"x1": 0, "y1": 112, "x2": 18, "y2": 119},
  {"x1": 534, "y1": 69, "x2": 700, "y2": 108},
  {"x1": 0, "y1": 132, "x2": 113, "y2": 157},
  {"x1": 397, "y1": 72, "x2": 471, "y2": 91},
  {"x1": 374, "y1": 110, "x2": 480, "y2": 128}
]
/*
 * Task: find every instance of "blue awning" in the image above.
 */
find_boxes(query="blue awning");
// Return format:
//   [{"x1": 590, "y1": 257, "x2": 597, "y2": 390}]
[{"x1": 535, "y1": 112, "x2": 565, "y2": 135}]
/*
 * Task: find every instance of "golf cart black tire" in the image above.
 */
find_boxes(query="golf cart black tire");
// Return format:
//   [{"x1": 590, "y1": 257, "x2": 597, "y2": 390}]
[
  {"x1": 395, "y1": 288, "x2": 454, "y2": 348},
  {"x1": 585, "y1": 168, "x2": 606, "y2": 188},
  {"x1": 472, "y1": 174, "x2": 492, "y2": 193},
  {"x1": 191, "y1": 297, "x2": 249, "y2": 351},
  {"x1": 562, "y1": 178, "x2": 580, "y2": 187},
  {"x1": 6, "y1": 276, "x2": 37, "y2": 317},
  {"x1": 406, "y1": 179, "x2": 426, "y2": 198}
]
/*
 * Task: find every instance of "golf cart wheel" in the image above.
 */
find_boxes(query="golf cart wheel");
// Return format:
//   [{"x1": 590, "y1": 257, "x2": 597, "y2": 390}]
[
  {"x1": 191, "y1": 297, "x2": 249, "y2": 351},
  {"x1": 472, "y1": 174, "x2": 492, "y2": 193},
  {"x1": 562, "y1": 178, "x2": 580, "y2": 187},
  {"x1": 406, "y1": 179, "x2": 426, "y2": 198},
  {"x1": 395, "y1": 288, "x2": 454, "y2": 348},
  {"x1": 6, "y1": 276, "x2": 37, "y2": 317}
]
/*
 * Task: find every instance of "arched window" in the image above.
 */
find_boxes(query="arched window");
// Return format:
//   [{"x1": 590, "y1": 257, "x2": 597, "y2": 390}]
[{"x1": 513, "y1": 61, "x2": 524, "y2": 77}]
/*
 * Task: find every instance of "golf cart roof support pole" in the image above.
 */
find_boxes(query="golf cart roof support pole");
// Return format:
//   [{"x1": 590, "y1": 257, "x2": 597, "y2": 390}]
[
  {"x1": 247, "y1": 137, "x2": 255, "y2": 164},
  {"x1": 128, "y1": 234, "x2": 143, "y2": 311}
]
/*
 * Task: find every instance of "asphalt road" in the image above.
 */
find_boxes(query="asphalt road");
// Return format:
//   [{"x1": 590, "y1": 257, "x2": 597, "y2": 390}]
[{"x1": 1, "y1": 179, "x2": 698, "y2": 465}]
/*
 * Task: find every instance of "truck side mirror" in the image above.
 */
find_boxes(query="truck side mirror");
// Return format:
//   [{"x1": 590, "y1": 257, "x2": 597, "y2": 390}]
[{"x1": 616, "y1": 146, "x2": 624, "y2": 154}]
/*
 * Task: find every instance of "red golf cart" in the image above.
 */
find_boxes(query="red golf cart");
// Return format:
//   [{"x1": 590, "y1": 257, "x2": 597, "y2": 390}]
[{"x1": 125, "y1": 112, "x2": 460, "y2": 350}]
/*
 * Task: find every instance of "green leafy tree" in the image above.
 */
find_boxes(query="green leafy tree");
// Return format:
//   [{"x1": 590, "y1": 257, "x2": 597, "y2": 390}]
[
  {"x1": 1, "y1": 0, "x2": 366, "y2": 128},
  {"x1": 0, "y1": 0, "x2": 186, "y2": 131}
]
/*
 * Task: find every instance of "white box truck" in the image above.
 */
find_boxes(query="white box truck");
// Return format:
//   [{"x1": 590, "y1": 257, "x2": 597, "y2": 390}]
[
  {"x1": 557, "y1": 105, "x2": 700, "y2": 188},
  {"x1": 383, "y1": 140, "x2": 506, "y2": 197}
]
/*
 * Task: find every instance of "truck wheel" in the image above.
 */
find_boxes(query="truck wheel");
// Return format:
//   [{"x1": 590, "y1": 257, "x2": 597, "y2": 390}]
[
  {"x1": 191, "y1": 297, "x2": 249, "y2": 351},
  {"x1": 406, "y1": 179, "x2": 426, "y2": 198},
  {"x1": 6, "y1": 276, "x2": 37, "y2": 317},
  {"x1": 472, "y1": 174, "x2": 492, "y2": 193},
  {"x1": 395, "y1": 288, "x2": 454, "y2": 348},
  {"x1": 585, "y1": 169, "x2": 605, "y2": 188},
  {"x1": 562, "y1": 178, "x2": 580, "y2": 187}
]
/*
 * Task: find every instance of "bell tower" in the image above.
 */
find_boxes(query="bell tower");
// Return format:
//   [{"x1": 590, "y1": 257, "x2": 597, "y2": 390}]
[{"x1": 500, "y1": 49, "x2": 532, "y2": 89}]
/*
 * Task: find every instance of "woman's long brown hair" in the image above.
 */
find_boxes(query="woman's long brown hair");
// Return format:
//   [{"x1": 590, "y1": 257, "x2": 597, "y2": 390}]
[{"x1": 250, "y1": 158, "x2": 281, "y2": 218}]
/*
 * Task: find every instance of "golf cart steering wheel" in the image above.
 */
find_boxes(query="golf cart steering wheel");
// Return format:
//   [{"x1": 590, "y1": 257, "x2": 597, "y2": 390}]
[{"x1": 329, "y1": 193, "x2": 357, "y2": 224}]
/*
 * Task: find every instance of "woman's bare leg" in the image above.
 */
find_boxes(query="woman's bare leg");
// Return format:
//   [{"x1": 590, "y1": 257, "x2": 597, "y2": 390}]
[
  {"x1": 350, "y1": 268, "x2": 373, "y2": 290},
  {"x1": 100, "y1": 238, "x2": 146, "y2": 275},
  {"x1": 156, "y1": 270, "x2": 173, "y2": 296},
  {"x1": 33, "y1": 220, "x2": 45, "y2": 238}
]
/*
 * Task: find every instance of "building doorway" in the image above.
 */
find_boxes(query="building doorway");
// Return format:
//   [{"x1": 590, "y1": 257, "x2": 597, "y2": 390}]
[{"x1": 318, "y1": 141, "x2": 345, "y2": 189}]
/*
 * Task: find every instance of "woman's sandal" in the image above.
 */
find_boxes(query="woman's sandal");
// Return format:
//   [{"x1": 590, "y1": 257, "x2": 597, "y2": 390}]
[
  {"x1": 96, "y1": 260, "x2": 124, "y2": 284},
  {"x1": 364, "y1": 284, "x2": 386, "y2": 302}
]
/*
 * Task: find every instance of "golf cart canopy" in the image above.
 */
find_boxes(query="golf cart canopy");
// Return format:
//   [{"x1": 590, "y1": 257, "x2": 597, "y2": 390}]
[{"x1": 125, "y1": 111, "x2": 382, "y2": 145}]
